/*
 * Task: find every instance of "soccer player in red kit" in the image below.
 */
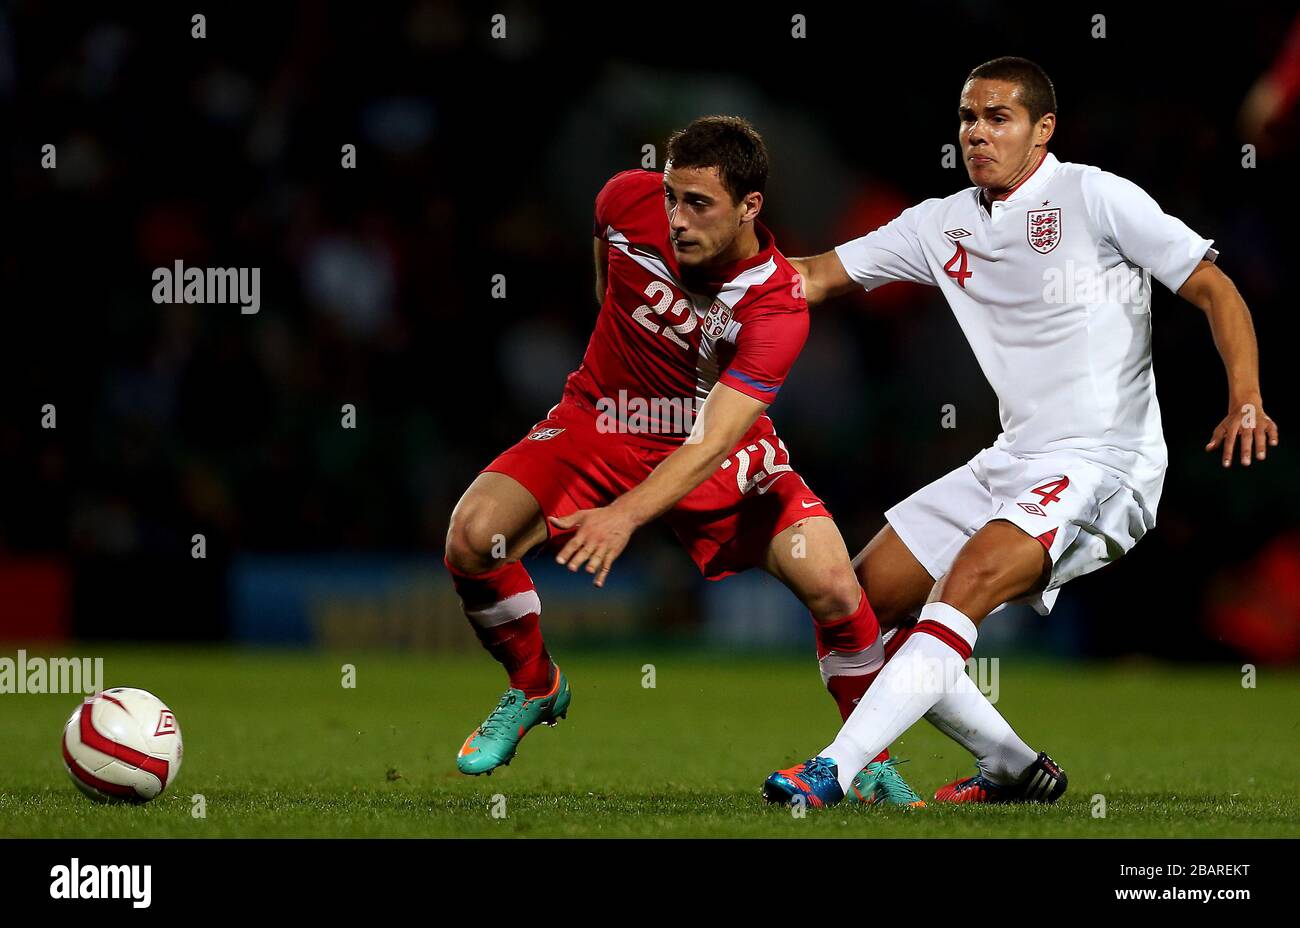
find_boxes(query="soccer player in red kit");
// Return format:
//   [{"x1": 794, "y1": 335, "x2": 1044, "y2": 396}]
[{"x1": 443, "y1": 116, "x2": 922, "y2": 804}]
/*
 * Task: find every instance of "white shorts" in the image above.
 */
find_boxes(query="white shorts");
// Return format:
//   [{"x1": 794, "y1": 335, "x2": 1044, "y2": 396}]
[{"x1": 885, "y1": 446, "x2": 1150, "y2": 615}]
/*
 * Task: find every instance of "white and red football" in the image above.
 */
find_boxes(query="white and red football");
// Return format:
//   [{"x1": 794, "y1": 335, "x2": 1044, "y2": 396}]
[{"x1": 62, "y1": 687, "x2": 184, "y2": 803}]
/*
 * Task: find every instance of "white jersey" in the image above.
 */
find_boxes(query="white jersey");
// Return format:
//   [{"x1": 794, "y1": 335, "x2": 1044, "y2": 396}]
[{"x1": 835, "y1": 151, "x2": 1215, "y2": 523}]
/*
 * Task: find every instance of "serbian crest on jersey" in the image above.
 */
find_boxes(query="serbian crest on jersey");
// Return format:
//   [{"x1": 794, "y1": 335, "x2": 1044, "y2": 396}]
[
  {"x1": 701, "y1": 299, "x2": 733, "y2": 339},
  {"x1": 1027, "y1": 207, "x2": 1061, "y2": 254}
]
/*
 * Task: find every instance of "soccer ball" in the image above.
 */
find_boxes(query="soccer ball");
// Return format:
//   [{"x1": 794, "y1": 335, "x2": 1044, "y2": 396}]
[{"x1": 62, "y1": 687, "x2": 183, "y2": 803}]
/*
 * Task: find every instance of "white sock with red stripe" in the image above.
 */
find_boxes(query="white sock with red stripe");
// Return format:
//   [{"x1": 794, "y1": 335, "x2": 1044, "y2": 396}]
[
  {"x1": 822, "y1": 602, "x2": 978, "y2": 793},
  {"x1": 925, "y1": 670, "x2": 1038, "y2": 784}
]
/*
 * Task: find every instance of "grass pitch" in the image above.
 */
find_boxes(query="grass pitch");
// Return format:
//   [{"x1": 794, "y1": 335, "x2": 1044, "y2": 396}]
[{"x1": 3, "y1": 646, "x2": 1297, "y2": 838}]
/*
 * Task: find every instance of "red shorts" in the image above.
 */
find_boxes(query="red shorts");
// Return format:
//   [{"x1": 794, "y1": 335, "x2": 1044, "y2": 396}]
[{"x1": 482, "y1": 397, "x2": 833, "y2": 580}]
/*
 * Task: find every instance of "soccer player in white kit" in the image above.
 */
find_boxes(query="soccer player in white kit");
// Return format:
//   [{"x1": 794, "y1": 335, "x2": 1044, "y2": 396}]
[{"x1": 762, "y1": 57, "x2": 1280, "y2": 808}]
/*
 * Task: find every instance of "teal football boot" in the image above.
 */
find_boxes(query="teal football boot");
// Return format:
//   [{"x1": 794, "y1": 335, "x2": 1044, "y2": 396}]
[
  {"x1": 456, "y1": 668, "x2": 571, "y2": 775},
  {"x1": 849, "y1": 757, "x2": 927, "y2": 808}
]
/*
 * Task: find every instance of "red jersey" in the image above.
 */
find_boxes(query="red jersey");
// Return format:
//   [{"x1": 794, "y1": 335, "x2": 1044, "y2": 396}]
[{"x1": 564, "y1": 169, "x2": 809, "y2": 449}]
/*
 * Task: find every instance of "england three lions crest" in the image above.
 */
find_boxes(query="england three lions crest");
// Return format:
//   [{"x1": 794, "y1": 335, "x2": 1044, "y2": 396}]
[
  {"x1": 1027, "y1": 207, "x2": 1061, "y2": 254},
  {"x1": 702, "y1": 299, "x2": 733, "y2": 339}
]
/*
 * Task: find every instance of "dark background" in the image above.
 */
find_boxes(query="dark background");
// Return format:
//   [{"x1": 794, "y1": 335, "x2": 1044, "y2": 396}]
[{"x1": 2, "y1": 1, "x2": 1296, "y2": 661}]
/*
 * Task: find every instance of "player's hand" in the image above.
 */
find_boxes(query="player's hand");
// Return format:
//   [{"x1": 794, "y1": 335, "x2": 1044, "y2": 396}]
[
  {"x1": 1205, "y1": 394, "x2": 1278, "y2": 467},
  {"x1": 550, "y1": 505, "x2": 636, "y2": 587}
]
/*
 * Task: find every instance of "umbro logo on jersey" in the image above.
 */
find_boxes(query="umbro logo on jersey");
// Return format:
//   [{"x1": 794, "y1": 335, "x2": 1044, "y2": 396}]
[
  {"x1": 1027, "y1": 208, "x2": 1062, "y2": 254},
  {"x1": 1017, "y1": 502, "x2": 1047, "y2": 516},
  {"x1": 944, "y1": 228, "x2": 971, "y2": 239},
  {"x1": 527, "y1": 428, "x2": 565, "y2": 441}
]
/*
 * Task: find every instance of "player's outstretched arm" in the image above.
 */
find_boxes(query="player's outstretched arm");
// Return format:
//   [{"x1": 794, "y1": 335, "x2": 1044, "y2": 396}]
[
  {"x1": 787, "y1": 250, "x2": 859, "y2": 308},
  {"x1": 551, "y1": 383, "x2": 767, "y2": 586},
  {"x1": 1177, "y1": 259, "x2": 1280, "y2": 466}
]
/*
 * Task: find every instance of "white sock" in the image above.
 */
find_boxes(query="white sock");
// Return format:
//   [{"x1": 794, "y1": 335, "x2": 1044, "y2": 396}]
[
  {"x1": 925, "y1": 671, "x2": 1038, "y2": 785},
  {"x1": 822, "y1": 602, "x2": 978, "y2": 793}
]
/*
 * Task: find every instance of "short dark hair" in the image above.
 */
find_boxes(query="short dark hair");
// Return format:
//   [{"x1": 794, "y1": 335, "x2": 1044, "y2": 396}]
[
  {"x1": 665, "y1": 115, "x2": 768, "y2": 204},
  {"x1": 966, "y1": 56, "x2": 1057, "y2": 123}
]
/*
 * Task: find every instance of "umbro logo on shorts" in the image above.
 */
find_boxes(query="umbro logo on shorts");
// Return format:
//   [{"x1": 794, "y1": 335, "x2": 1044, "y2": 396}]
[{"x1": 527, "y1": 428, "x2": 565, "y2": 441}]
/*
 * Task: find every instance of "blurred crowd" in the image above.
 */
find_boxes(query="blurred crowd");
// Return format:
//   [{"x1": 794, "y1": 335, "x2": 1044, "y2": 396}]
[{"x1": 2, "y1": 2, "x2": 1297, "y2": 659}]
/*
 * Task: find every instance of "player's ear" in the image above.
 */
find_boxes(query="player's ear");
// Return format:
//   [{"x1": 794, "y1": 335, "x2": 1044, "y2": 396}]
[
  {"x1": 740, "y1": 190, "x2": 763, "y2": 223},
  {"x1": 1037, "y1": 113, "x2": 1056, "y2": 148}
]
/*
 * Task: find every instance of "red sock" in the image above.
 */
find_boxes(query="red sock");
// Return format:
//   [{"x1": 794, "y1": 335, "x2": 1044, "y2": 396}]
[
  {"x1": 444, "y1": 556, "x2": 555, "y2": 697},
  {"x1": 813, "y1": 590, "x2": 885, "y2": 730},
  {"x1": 813, "y1": 590, "x2": 881, "y2": 658}
]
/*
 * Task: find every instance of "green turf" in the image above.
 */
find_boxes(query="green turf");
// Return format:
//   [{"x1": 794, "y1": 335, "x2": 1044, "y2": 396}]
[{"x1": 2, "y1": 646, "x2": 1297, "y2": 837}]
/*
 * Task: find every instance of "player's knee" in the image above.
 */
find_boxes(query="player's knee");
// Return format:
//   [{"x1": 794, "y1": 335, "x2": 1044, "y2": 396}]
[
  {"x1": 940, "y1": 547, "x2": 1029, "y2": 609},
  {"x1": 444, "y1": 499, "x2": 499, "y2": 574},
  {"x1": 806, "y1": 568, "x2": 865, "y2": 622},
  {"x1": 946, "y1": 552, "x2": 1004, "y2": 594}
]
